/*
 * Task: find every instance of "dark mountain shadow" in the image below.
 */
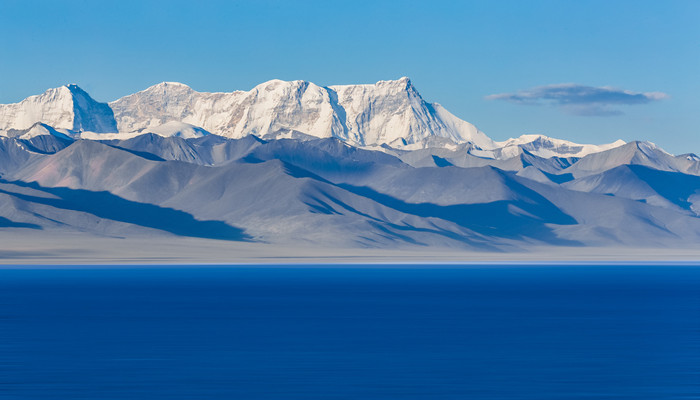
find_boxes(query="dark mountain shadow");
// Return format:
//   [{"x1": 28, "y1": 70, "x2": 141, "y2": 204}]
[
  {"x1": 103, "y1": 143, "x2": 167, "y2": 161},
  {"x1": 187, "y1": 134, "x2": 234, "y2": 146},
  {"x1": 0, "y1": 216, "x2": 41, "y2": 229},
  {"x1": 335, "y1": 183, "x2": 578, "y2": 244},
  {"x1": 542, "y1": 171, "x2": 574, "y2": 184},
  {"x1": 0, "y1": 180, "x2": 250, "y2": 241},
  {"x1": 109, "y1": 134, "x2": 270, "y2": 166},
  {"x1": 627, "y1": 165, "x2": 700, "y2": 211},
  {"x1": 243, "y1": 137, "x2": 403, "y2": 177},
  {"x1": 326, "y1": 88, "x2": 349, "y2": 137},
  {"x1": 431, "y1": 155, "x2": 453, "y2": 167},
  {"x1": 188, "y1": 134, "x2": 266, "y2": 147},
  {"x1": 19, "y1": 135, "x2": 74, "y2": 154},
  {"x1": 282, "y1": 162, "x2": 580, "y2": 245},
  {"x1": 0, "y1": 137, "x2": 36, "y2": 175},
  {"x1": 308, "y1": 191, "x2": 507, "y2": 251}
]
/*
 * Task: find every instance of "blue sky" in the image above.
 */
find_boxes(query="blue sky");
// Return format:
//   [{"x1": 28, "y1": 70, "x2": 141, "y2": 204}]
[{"x1": 1, "y1": 0, "x2": 697, "y2": 153}]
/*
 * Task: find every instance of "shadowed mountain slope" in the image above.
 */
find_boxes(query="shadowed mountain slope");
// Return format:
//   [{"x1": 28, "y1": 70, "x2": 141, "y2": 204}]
[
  {"x1": 564, "y1": 164, "x2": 700, "y2": 214},
  {"x1": 561, "y1": 141, "x2": 700, "y2": 178},
  {"x1": 0, "y1": 179, "x2": 248, "y2": 240},
  {"x1": 4, "y1": 136, "x2": 700, "y2": 248}
]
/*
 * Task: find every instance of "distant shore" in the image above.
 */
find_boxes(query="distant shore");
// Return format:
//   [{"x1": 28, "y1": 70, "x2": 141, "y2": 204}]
[{"x1": 0, "y1": 230, "x2": 698, "y2": 265}]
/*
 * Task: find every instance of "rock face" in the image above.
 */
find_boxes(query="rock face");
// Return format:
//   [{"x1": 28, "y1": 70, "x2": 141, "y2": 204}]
[
  {"x1": 0, "y1": 84, "x2": 117, "y2": 133},
  {"x1": 108, "y1": 78, "x2": 495, "y2": 149}
]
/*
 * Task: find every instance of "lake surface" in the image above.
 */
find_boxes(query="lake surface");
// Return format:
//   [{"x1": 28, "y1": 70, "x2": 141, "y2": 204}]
[{"x1": 1, "y1": 264, "x2": 699, "y2": 399}]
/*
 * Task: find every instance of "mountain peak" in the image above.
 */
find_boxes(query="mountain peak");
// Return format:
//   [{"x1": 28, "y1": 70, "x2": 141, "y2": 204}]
[
  {"x1": 61, "y1": 84, "x2": 97, "y2": 99},
  {"x1": 254, "y1": 78, "x2": 306, "y2": 89},
  {"x1": 109, "y1": 77, "x2": 494, "y2": 148},
  {"x1": 494, "y1": 134, "x2": 626, "y2": 159},
  {"x1": 378, "y1": 76, "x2": 411, "y2": 84},
  {"x1": 156, "y1": 81, "x2": 191, "y2": 88},
  {"x1": 374, "y1": 76, "x2": 413, "y2": 90},
  {"x1": 0, "y1": 85, "x2": 117, "y2": 133},
  {"x1": 144, "y1": 81, "x2": 193, "y2": 92}
]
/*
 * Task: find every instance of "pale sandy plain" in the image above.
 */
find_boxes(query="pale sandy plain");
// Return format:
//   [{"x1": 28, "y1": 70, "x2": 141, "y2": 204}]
[{"x1": 1, "y1": 230, "x2": 699, "y2": 265}]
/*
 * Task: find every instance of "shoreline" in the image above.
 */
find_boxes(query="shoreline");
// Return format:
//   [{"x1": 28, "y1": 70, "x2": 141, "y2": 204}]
[{"x1": 1, "y1": 231, "x2": 699, "y2": 265}]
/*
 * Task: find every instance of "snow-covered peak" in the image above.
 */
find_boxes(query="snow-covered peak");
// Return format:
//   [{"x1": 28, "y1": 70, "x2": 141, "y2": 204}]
[
  {"x1": 148, "y1": 81, "x2": 194, "y2": 91},
  {"x1": 327, "y1": 77, "x2": 416, "y2": 96},
  {"x1": 112, "y1": 82, "x2": 197, "y2": 109},
  {"x1": 1, "y1": 79, "x2": 643, "y2": 159},
  {"x1": 0, "y1": 84, "x2": 117, "y2": 133},
  {"x1": 325, "y1": 78, "x2": 493, "y2": 148},
  {"x1": 130, "y1": 81, "x2": 196, "y2": 98},
  {"x1": 109, "y1": 77, "x2": 494, "y2": 149},
  {"x1": 252, "y1": 78, "x2": 306, "y2": 90},
  {"x1": 21, "y1": 123, "x2": 71, "y2": 140},
  {"x1": 636, "y1": 140, "x2": 668, "y2": 155},
  {"x1": 495, "y1": 134, "x2": 625, "y2": 158},
  {"x1": 146, "y1": 121, "x2": 210, "y2": 139},
  {"x1": 361, "y1": 76, "x2": 414, "y2": 91},
  {"x1": 248, "y1": 79, "x2": 326, "y2": 100},
  {"x1": 1, "y1": 122, "x2": 73, "y2": 141},
  {"x1": 79, "y1": 121, "x2": 211, "y2": 140},
  {"x1": 158, "y1": 81, "x2": 191, "y2": 88}
]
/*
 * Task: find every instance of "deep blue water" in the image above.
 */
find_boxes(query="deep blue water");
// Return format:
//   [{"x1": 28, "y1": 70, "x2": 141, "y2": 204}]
[{"x1": 1, "y1": 265, "x2": 699, "y2": 399}]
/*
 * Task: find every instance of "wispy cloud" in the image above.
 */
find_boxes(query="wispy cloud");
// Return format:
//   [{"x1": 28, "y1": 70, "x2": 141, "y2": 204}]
[{"x1": 485, "y1": 84, "x2": 669, "y2": 116}]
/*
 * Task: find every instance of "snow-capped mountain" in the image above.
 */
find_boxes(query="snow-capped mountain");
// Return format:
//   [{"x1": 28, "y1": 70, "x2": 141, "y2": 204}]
[
  {"x1": 2, "y1": 78, "x2": 700, "y2": 251},
  {"x1": 5, "y1": 122, "x2": 72, "y2": 141},
  {"x1": 0, "y1": 84, "x2": 117, "y2": 133},
  {"x1": 108, "y1": 78, "x2": 495, "y2": 149},
  {"x1": 0, "y1": 78, "x2": 628, "y2": 159},
  {"x1": 494, "y1": 135, "x2": 625, "y2": 159},
  {"x1": 80, "y1": 121, "x2": 211, "y2": 141}
]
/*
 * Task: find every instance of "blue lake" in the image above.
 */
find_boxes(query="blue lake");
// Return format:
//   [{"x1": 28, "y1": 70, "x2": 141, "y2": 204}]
[{"x1": 1, "y1": 265, "x2": 699, "y2": 399}]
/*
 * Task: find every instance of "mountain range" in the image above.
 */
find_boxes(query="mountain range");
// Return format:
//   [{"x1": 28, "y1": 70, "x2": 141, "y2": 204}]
[{"x1": 0, "y1": 78, "x2": 698, "y2": 251}]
